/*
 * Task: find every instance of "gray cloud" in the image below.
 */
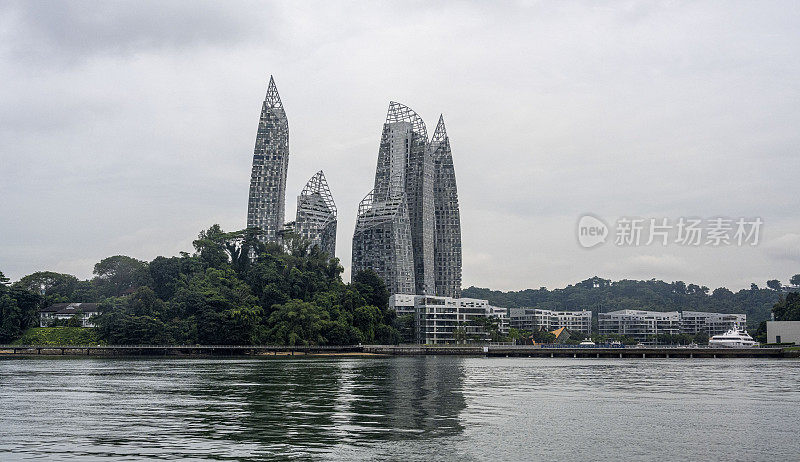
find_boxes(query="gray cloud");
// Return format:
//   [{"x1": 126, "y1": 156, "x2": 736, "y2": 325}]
[
  {"x1": 1, "y1": 1, "x2": 799, "y2": 291},
  {"x1": 1, "y1": 0, "x2": 271, "y2": 65}
]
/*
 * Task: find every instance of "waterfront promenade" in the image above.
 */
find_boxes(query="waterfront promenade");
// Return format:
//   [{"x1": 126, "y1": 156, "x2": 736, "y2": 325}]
[{"x1": 0, "y1": 344, "x2": 795, "y2": 358}]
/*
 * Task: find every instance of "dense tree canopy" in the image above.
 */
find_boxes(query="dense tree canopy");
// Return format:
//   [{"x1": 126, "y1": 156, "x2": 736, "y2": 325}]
[
  {"x1": 93, "y1": 255, "x2": 151, "y2": 297},
  {"x1": 0, "y1": 271, "x2": 42, "y2": 343},
  {"x1": 1, "y1": 225, "x2": 403, "y2": 346},
  {"x1": 15, "y1": 272, "x2": 79, "y2": 301}
]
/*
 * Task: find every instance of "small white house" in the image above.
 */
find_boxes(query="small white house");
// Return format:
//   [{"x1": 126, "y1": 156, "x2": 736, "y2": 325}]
[{"x1": 39, "y1": 303, "x2": 101, "y2": 328}]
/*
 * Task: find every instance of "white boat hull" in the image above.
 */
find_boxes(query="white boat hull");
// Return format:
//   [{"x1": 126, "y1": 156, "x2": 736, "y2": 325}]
[{"x1": 708, "y1": 328, "x2": 758, "y2": 348}]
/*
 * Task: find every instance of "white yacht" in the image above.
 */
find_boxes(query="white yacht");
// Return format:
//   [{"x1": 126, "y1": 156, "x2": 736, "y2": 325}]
[{"x1": 708, "y1": 328, "x2": 758, "y2": 348}]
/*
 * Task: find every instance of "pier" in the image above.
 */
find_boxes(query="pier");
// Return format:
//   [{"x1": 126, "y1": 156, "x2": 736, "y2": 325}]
[{"x1": 0, "y1": 344, "x2": 795, "y2": 358}]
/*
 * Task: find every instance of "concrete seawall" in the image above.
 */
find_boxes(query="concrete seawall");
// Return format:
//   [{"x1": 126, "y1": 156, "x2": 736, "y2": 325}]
[
  {"x1": 363, "y1": 345, "x2": 789, "y2": 358},
  {"x1": 1, "y1": 344, "x2": 795, "y2": 358}
]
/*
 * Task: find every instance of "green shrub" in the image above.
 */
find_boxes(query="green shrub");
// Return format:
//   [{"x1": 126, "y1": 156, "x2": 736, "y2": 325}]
[{"x1": 11, "y1": 327, "x2": 105, "y2": 345}]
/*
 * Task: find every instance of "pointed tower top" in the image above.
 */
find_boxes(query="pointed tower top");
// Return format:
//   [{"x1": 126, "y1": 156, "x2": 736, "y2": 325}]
[
  {"x1": 301, "y1": 170, "x2": 336, "y2": 215},
  {"x1": 431, "y1": 114, "x2": 448, "y2": 143},
  {"x1": 386, "y1": 101, "x2": 427, "y2": 140},
  {"x1": 264, "y1": 75, "x2": 283, "y2": 109}
]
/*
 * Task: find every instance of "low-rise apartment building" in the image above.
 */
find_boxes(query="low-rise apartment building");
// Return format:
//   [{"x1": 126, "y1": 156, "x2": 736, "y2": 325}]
[
  {"x1": 598, "y1": 309, "x2": 748, "y2": 342},
  {"x1": 508, "y1": 308, "x2": 592, "y2": 334},
  {"x1": 389, "y1": 294, "x2": 509, "y2": 344},
  {"x1": 598, "y1": 310, "x2": 681, "y2": 342},
  {"x1": 681, "y1": 311, "x2": 746, "y2": 336}
]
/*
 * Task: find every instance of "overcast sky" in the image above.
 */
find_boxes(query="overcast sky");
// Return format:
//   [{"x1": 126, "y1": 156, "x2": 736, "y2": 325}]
[{"x1": 1, "y1": 1, "x2": 799, "y2": 291}]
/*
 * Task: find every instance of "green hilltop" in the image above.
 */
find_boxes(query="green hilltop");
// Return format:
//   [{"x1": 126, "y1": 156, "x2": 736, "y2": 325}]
[{"x1": 1, "y1": 225, "x2": 410, "y2": 346}]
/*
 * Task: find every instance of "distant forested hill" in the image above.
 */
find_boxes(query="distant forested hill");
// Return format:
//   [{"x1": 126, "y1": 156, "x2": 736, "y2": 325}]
[{"x1": 463, "y1": 277, "x2": 794, "y2": 327}]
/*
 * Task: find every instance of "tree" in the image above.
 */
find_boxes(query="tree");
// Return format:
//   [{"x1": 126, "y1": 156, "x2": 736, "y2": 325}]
[
  {"x1": 352, "y1": 269, "x2": 389, "y2": 311},
  {"x1": 95, "y1": 286, "x2": 173, "y2": 344},
  {"x1": 790, "y1": 274, "x2": 800, "y2": 288},
  {"x1": 226, "y1": 227, "x2": 266, "y2": 276},
  {"x1": 453, "y1": 324, "x2": 467, "y2": 344},
  {"x1": 531, "y1": 329, "x2": 556, "y2": 344},
  {"x1": 712, "y1": 287, "x2": 734, "y2": 299},
  {"x1": 353, "y1": 305, "x2": 382, "y2": 343},
  {"x1": 15, "y1": 271, "x2": 78, "y2": 297},
  {"x1": 0, "y1": 294, "x2": 22, "y2": 342},
  {"x1": 66, "y1": 314, "x2": 83, "y2": 327},
  {"x1": 170, "y1": 267, "x2": 261, "y2": 344},
  {"x1": 767, "y1": 279, "x2": 782, "y2": 291},
  {"x1": 71, "y1": 280, "x2": 100, "y2": 302},
  {"x1": 149, "y1": 256, "x2": 183, "y2": 300},
  {"x1": 469, "y1": 315, "x2": 502, "y2": 342},
  {"x1": 693, "y1": 331, "x2": 709, "y2": 345},
  {"x1": 752, "y1": 321, "x2": 767, "y2": 344},
  {"x1": 321, "y1": 321, "x2": 362, "y2": 345},
  {"x1": 773, "y1": 293, "x2": 800, "y2": 321},
  {"x1": 507, "y1": 328, "x2": 523, "y2": 344},
  {"x1": 671, "y1": 281, "x2": 687, "y2": 295},
  {"x1": 374, "y1": 324, "x2": 401, "y2": 344},
  {"x1": 93, "y1": 256, "x2": 151, "y2": 297},
  {"x1": 0, "y1": 278, "x2": 42, "y2": 343},
  {"x1": 266, "y1": 300, "x2": 328, "y2": 346},
  {"x1": 393, "y1": 314, "x2": 415, "y2": 343},
  {"x1": 193, "y1": 224, "x2": 230, "y2": 269}
]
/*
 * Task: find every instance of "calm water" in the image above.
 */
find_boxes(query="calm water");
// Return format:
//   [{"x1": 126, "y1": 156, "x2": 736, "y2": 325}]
[{"x1": 1, "y1": 356, "x2": 799, "y2": 461}]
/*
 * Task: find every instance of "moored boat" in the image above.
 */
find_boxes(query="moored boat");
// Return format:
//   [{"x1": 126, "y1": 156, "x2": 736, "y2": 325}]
[{"x1": 708, "y1": 328, "x2": 758, "y2": 348}]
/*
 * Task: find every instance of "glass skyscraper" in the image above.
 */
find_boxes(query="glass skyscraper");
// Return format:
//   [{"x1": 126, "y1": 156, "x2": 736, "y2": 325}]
[
  {"x1": 247, "y1": 76, "x2": 289, "y2": 243},
  {"x1": 295, "y1": 170, "x2": 337, "y2": 258},
  {"x1": 353, "y1": 102, "x2": 461, "y2": 297},
  {"x1": 430, "y1": 115, "x2": 462, "y2": 298}
]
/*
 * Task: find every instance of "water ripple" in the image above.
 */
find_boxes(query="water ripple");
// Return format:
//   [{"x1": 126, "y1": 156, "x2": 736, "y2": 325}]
[{"x1": 1, "y1": 356, "x2": 799, "y2": 460}]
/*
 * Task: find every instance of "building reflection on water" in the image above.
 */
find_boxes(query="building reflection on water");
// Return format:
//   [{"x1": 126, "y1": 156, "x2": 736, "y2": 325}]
[{"x1": 160, "y1": 357, "x2": 467, "y2": 456}]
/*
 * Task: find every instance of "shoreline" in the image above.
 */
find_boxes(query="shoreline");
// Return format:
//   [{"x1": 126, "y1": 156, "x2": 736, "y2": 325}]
[{"x1": 1, "y1": 345, "x2": 796, "y2": 359}]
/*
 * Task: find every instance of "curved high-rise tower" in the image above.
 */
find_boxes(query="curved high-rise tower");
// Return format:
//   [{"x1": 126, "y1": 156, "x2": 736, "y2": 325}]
[
  {"x1": 295, "y1": 170, "x2": 337, "y2": 258},
  {"x1": 353, "y1": 102, "x2": 463, "y2": 297},
  {"x1": 247, "y1": 76, "x2": 289, "y2": 243},
  {"x1": 430, "y1": 115, "x2": 462, "y2": 297},
  {"x1": 371, "y1": 102, "x2": 434, "y2": 294},
  {"x1": 352, "y1": 184, "x2": 415, "y2": 295}
]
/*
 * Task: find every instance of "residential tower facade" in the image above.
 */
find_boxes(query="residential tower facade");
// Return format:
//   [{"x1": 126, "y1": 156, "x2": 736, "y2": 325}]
[
  {"x1": 352, "y1": 189, "x2": 416, "y2": 295},
  {"x1": 295, "y1": 170, "x2": 337, "y2": 257},
  {"x1": 353, "y1": 102, "x2": 461, "y2": 297},
  {"x1": 430, "y1": 115, "x2": 462, "y2": 298},
  {"x1": 247, "y1": 76, "x2": 289, "y2": 243}
]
